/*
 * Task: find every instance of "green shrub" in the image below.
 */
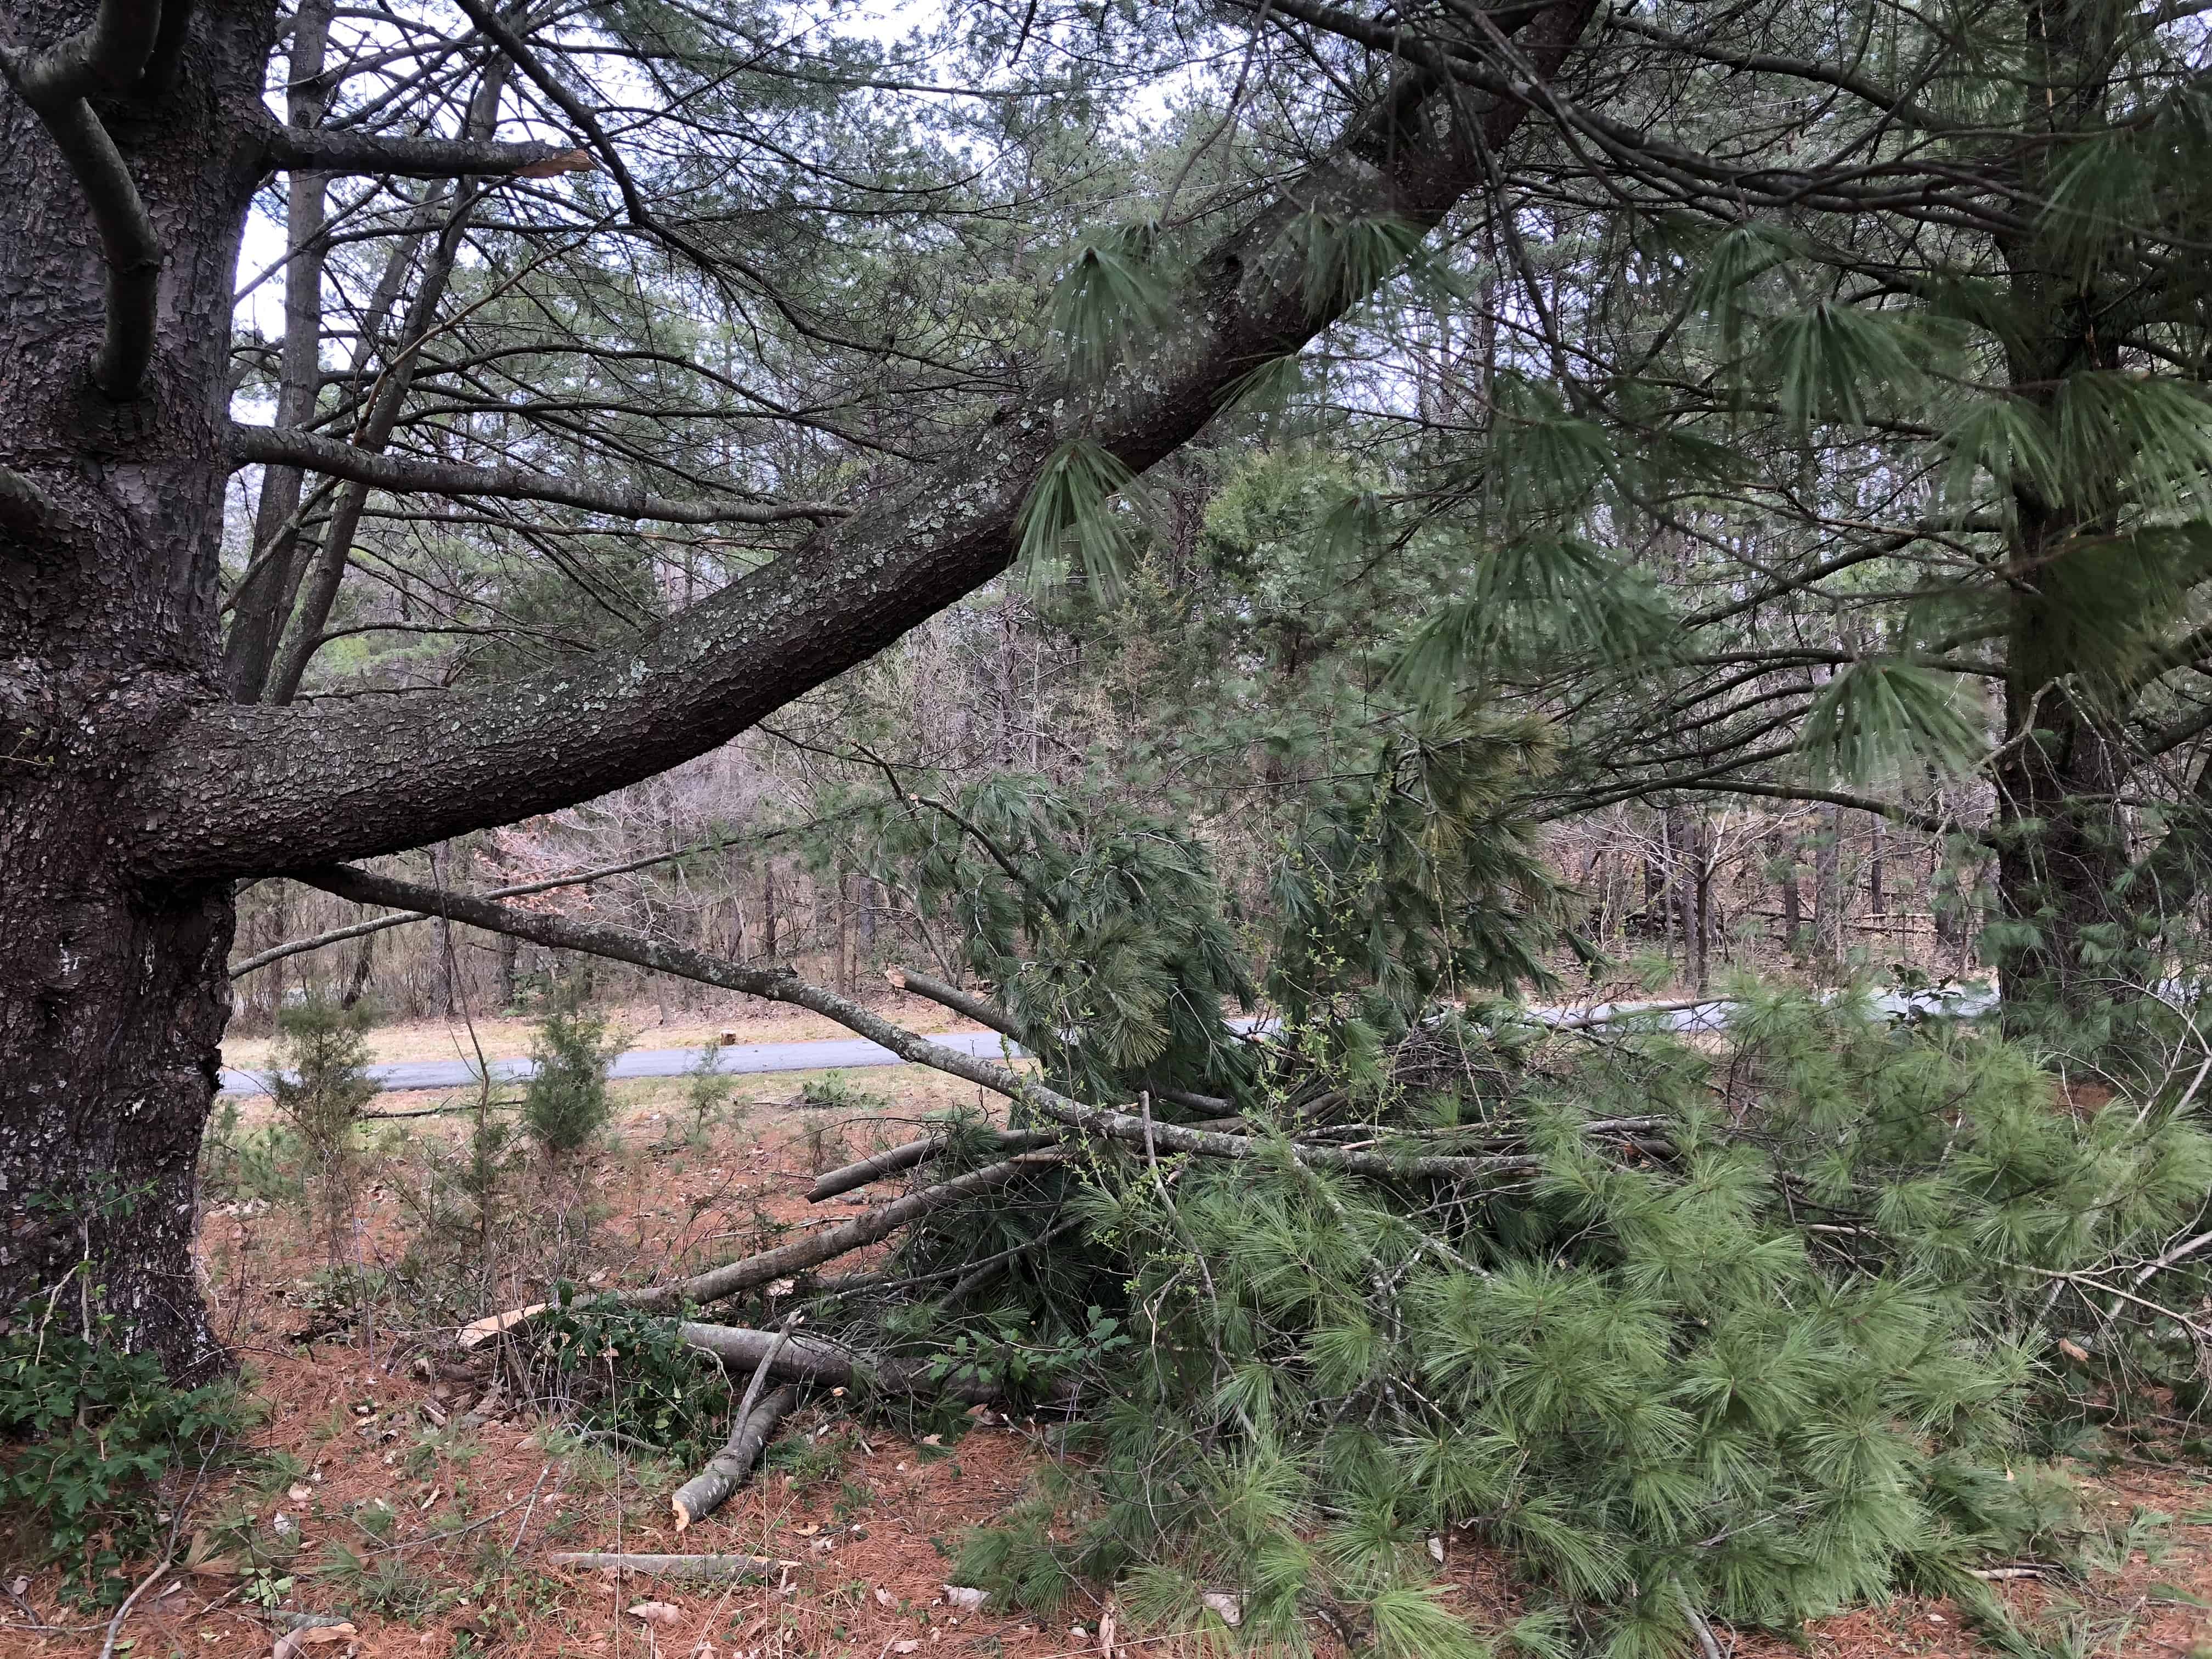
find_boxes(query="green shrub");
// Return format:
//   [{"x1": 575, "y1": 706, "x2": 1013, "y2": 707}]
[
  {"x1": 533, "y1": 1288, "x2": 728, "y2": 1462},
  {"x1": 0, "y1": 1302, "x2": 257, "y2": 1606},
  {"x1": 269, "y1": 994, "x2": 378, "y2": 1259},
  {"x1": 200, "y1": 1101, "x2": 304, "y2": 1207},
  {"x1": 797, "y1": 1070, "x2": 888, "y2": 1111},
  {"x1": 522, "y1": 990, "x2": 626, "y2": 1155},
  {"x1": 679, "y1": 1042, "x2": 740, "y2": 1142}
]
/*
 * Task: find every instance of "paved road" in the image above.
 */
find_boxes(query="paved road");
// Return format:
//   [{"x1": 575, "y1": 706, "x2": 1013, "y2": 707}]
[
  {"x1": 217, "y1": 1027, "x2": 1029, "y2": 1098},
  {"x1": 217, "y1": 986, "x2": 1998, "y2": 1098}
]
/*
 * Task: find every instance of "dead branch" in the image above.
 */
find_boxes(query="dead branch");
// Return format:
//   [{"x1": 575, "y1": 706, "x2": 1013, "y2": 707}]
[
  {"x1": 808, "y1": 1130, "x2": 1059, "y2": 1203},
  {"x1": 670, "y1": 1384, "x2": 795, "y2": 1530},
  {"x1": 634, "y1": 1152, "x2": 1065, "y2": 1312},
  {"x1": 303, "y1": 860, "x2": 1551, "y2": 1186},
  {"x1": 675, "y1": 1321, "x2": 1051, "y2": 1404},
  {"x1": 546, "y1": 1552, "x2": 780, "y2": 1579}
]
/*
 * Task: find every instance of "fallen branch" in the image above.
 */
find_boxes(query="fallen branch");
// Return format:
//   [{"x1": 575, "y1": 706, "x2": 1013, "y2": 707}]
[
  {"x1": 634, "y1": 1152, "x2": 1065, "y2": 1312},
  {"x1": 546, "y1": 1552, "x2": 780, "y2": 1580},
  {"x1": 671, "y1": 1384, "x2": 795, "y2": 1530},
  {"x1": 886, "y1": 967, "x2": 1022, "y2": 1040},
  {"x1": 808, "y1": 1129, "x2": 1059, "y2": 1202},
  {"x1": 676, "y1": 1321, "x2": 1047, "y2": 1404},
  {"x1": 296, "y1": 867, "x2": 1544, "y2": 1185}
]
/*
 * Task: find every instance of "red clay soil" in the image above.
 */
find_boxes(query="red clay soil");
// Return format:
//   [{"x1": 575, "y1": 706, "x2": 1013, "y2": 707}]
[{"x1": 8, "y1": 1103, "x2": 2212, "y2": 1659}]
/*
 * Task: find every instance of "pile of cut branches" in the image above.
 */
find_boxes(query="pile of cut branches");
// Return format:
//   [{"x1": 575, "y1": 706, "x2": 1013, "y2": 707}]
[{"x1": 296, "y1": 755, "x2": 2212, "y2": 1654}]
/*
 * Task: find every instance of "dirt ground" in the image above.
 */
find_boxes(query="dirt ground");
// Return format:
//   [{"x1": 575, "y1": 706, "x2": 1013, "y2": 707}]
[{"x1": 8, "y1": 1070, "x2": 2212, "y2": 1659}]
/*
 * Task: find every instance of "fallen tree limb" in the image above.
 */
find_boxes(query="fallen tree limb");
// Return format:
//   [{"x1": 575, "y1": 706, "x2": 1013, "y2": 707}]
[
  {"x1": 546, "y1": 1552, "x2": 780, "y2": 1579},
  {"x1": 302, "y1": 861, "x2": 1555, "y2": 1186},
  {"x1": 808, "y1": 1129, "x2": 1059, "y2": 1202},
  {"x1": 634, "y1": 1152, "x2": 1065, "y2": 1312},
  {"x1": 886, "y1": 967, "x2": 1023, "y2": 1040},
  {"x1": 671, "y1": 1384, "x2": 795, "y2": 1530},
  {"x1": 676, "y1": 1321, "x2": 1045, "y2": 1404}
]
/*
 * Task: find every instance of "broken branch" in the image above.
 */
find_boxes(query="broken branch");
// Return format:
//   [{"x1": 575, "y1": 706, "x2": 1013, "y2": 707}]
[
  {"x1": 670, "y1": 1384, "x2": 794, "y2": 1530},
  {"x1": 546, "y1": 1552, "x2": 780, "y2": 1579}
]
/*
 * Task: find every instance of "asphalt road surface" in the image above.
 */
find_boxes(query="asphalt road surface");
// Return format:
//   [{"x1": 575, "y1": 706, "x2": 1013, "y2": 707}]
[
  {"x1": 217, "y1": 985, "x2": 1997, "y2": 1098},
  {"x1": 217, "y1": 1027, "x2": 1029, "y2": 1098}
]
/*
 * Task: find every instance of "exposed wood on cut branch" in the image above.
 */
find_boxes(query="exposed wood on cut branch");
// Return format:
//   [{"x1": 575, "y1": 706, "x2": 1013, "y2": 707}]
[
  {"x1": 671, "y1": 1384, "x2": 794, "y2": 1530},
  {"x1": 224, "y1": 422, "x2": 848, "y2": 525},
  {"x1": 546, "y1": 1553, "x2": 780, "y2": 1580},
  {"x1": 887, "y1": 967, "x2": 1023, "y2": 1040},
  {"x1": 808, "y1": 1130, "x2": 1059, "y2": 1203},
  {"x1": 460, "y1": 1153, "x2": 1064, "y2": 1342}
]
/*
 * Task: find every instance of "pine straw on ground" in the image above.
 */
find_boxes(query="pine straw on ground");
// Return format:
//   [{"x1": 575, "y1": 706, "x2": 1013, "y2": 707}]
[{"x1": 9, "y1": 1092, "x2": 2212, "y2": 1659}]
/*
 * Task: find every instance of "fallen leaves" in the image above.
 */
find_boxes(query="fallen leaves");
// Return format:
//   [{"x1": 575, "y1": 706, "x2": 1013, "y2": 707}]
[{"x1": 629, "y1": 1600, "x2": 684, "y2": 1626}]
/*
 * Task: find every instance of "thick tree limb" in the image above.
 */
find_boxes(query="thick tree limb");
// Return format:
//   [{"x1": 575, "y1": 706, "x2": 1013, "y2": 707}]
[
  {"x1": 9, "y1": 0, "x2": 161, "y2": 101},
  {"x1": 138, "y1": 0, "x2": 1601, "y2": 877},
  {"x1": 290, "y1": 865, "x2": 1561, "y2": 1186},
  {"x1": 224, "y1": 422, "x2": 846, "y2": 526},
  {"x1": 1, "y1": 87, "x2": 161, "y2": 398},
  {"x1": 260, "y1": 121, "x2": 594, "y2": 180},
  {"x1": 670, "y1": 1384, "x2": 794, "y2": 1529}
]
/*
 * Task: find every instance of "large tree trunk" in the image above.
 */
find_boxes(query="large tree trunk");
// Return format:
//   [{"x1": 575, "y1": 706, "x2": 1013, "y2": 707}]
[
  {"x1": 1983, "y1": 0, "x2": 2138, "y2": 1015},
  {"x1": 0, "y1": 0, "x2": 268, "y2": 1373},
  {"x1": 1990, "y1": 563, "x2": 2136, "y2": 1011}
]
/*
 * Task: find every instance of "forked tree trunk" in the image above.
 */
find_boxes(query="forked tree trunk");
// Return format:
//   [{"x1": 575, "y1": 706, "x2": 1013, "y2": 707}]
[{"x1": 0, "y1": 0, "x2": 268, "y2": 1375}]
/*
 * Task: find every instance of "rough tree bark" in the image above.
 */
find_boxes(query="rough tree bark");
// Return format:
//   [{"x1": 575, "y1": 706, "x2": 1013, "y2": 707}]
[{"x1": 0, "y1": 0, "x2": 1598, "y2": 1373}]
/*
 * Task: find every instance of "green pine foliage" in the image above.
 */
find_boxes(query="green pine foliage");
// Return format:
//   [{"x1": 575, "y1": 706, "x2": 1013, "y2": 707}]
[{"x1": 935, "y1": 991, "x2": 2212, "y2": 1654}]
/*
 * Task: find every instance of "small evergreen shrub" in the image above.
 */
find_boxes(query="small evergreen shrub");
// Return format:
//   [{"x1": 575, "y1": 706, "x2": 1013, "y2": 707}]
[
  {"x1": 679, "y1": 1042, "x2": 739, "y2": 1141},
  {"x1": 268, "y1": 993, "x2": 377, "y2": 1260},
  {"x1": 200, "y1": 1099, "x2": 304, "y2": 1207},
  {"x1": 522, "y1": 991, "x2": 625, "y2": 1155},
  {"x1": 797, "y1": 1070, "x2": 888, "y2": 1111}
]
